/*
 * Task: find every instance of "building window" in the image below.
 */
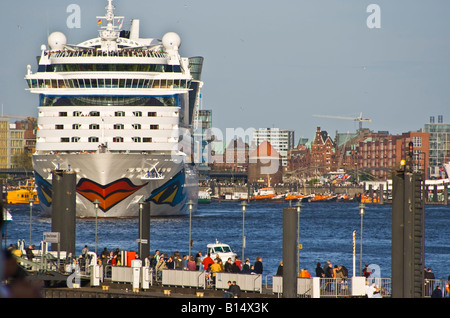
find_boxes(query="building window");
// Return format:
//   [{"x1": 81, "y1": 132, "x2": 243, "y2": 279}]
[
  {"x1": 143, "y1": 137, "x2": 152, "y2": 143},
  {"x1": 150, "y1": 125, "x2": 159, "y2": 130},
  {"x1": 132, "y1": 124, "x2": 141, "y2": 129},
  {"x1": 60, "y1": 137, "x2": 70, "y2": 142},
  {"x1": 133, "y1": 111, "x2": 142, "y2": 117},
  {"x1": 73, "y1": 124, "x2": 81, "y2": 129},
  {"x1": 88, "y1": 137, "x2": 99, "y2": 142},
  {"x1": 412, "y1": 136, "x2": 422, "y2": 148},
  {"x1": 148, "y1": 112, "x2": 157, "y2": 117},
  {"x1": 89, "y1": 124, "x2": 100, "y2": 129},
  {"x1": 71, "y1": 137, "x2": 80, "y2": 142},
  {"x1": 73, "y1": 111, "x2": 82, "y2": 117},
  {"x1": 55, "y1": 124, "x2": 64, "y2": 130},
  {"x1": 89, "y1": 111, "x2": 100, "y2": 116},
  {"x1": 115, "y1": 111, "x2": 125, "y2": 117},
  {"x1": 113, "y1": 137, "x2": 124, "y2": 142},
  {"x1": 114, "y1": 124, "x2": 124, "y2": 129},
  {"x1": 132, "y1": 137, "x2": 141, "y2": 142},
  {"x1": 59, "y1": 112, "x2": 67, "y2": 117}
]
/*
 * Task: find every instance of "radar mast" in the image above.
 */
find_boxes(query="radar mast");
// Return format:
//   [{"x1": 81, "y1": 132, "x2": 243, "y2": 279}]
[{"x1": 96, "y1": 0, "x2": 124, "y2": 51}]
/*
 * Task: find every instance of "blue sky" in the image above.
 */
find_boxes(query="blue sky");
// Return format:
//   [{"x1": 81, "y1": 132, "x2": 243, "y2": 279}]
[{"x1": 1, "y1": 0, "x2": 449, "y2": 142}]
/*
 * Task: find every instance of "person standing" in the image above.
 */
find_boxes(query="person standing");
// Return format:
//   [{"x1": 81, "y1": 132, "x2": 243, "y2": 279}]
[
  {"x1": 187, "y1": 255, "x2": 196, "y2": 271},
  {"x1": 276, "y1": 261, "x2": 283, "y2": 276},
  {"x1": 242, "y1": 258, "x2": 251, "y2": 274},
  {"x1": 195, "y1": 252, "x2": 203, "y2": 270},
  {"x1": 315, "y1": 262, "x2": 325, "y2": 278},
  {"x1": 254, "y1": 256, "x2": 263, "y2": 275},
  {"x1": 202, "y1": 253, "x2": 214, "y2": 270}
]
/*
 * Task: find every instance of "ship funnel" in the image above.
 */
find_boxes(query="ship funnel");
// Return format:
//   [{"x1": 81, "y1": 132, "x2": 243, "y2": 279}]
[{"x1": 130, "y1": 19, "x2": 140, "y2": 40}]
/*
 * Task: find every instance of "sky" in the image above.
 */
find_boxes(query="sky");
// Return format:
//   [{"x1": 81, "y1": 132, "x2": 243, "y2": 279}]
[{"x1": 0, "y1": 0, "x2": 449, "y2": 143}]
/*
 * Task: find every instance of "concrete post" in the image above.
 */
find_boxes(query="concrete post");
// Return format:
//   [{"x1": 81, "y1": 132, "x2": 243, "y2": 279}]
[
  {"x1": 51, "y1": 169, "x2": 77, "y2": 256},
  {"x1": 282, "y1": 207, "x2": 297, "y2": 298}
]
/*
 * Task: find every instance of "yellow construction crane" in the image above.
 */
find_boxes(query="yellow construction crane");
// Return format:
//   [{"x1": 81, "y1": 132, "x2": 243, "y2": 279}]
[{"x1": 313, "y1": 112, "x2": 372, "y2": 131}]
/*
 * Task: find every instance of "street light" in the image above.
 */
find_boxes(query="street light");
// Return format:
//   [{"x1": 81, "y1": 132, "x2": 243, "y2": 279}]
[
  {"x1": 139, "y1": 198, "x2": 144, "y2": 258},
  {"x1": 359, "y1": 202, "x2": 365, "y2": 276},
  {"x1": 93, "y1": 199, "x2": 99, "y2": 255},
  {"x1": 295, "y1": 200, "x2": 302, "y2": 274},
  {"x1": 29, "y1": 197, "x2": 35, "y2": 245},
  {"x1": 241, "y1": 200, "x2": 247, "y2": 262},
  {"x1": 188, "y1": 200, "x2": 194, "y2": 258}
]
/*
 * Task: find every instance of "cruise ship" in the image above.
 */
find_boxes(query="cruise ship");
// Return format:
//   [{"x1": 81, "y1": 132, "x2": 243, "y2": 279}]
[{"x1": 24, "y1": 0, "x2": 202, "y2": 217}]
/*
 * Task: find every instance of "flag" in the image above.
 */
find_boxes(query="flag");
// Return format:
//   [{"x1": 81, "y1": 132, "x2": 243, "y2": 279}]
[{"x1": 97, "y1": 19, "x2": 102, "y2": 25}]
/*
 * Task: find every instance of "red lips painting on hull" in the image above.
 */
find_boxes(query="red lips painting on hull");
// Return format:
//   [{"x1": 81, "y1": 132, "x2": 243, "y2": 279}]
[{"x1": 76, "y1": 178, "x2": 148, "y2": 212}]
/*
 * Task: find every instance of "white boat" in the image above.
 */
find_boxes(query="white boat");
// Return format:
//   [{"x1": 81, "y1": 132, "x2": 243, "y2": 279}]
[
  {"x1": 198, "y1": 190, "x2": 211, "y2": 204},
  {"x1": 25, "y1": 0, "x2": 203, "y2": 217},
  {"x1": 204, "y1": 240, "x2": 237, "y2": 262}
]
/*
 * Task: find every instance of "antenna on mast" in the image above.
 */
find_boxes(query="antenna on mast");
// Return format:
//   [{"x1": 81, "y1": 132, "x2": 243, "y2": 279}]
[{"x1": 96, "y1": 0, "x2": 124, "y2": 51}]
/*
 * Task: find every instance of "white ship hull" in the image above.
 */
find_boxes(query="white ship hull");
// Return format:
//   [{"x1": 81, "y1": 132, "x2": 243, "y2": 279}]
[{"x1": 33, "y1": 152, "x2": 198, "y2": 218}]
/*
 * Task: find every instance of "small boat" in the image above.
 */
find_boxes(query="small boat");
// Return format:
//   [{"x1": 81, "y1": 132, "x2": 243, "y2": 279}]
[
  {"x1": 198, "y1": 190, "x2": 211, "y2": 204},
  {"x1": 249, "y1": 187, "x2": 285, "y2": 202},
  {"x1": 309, "y1": 193, "x2": 337, "y2": 202},
  {"x1": 7, "y1": 179, "x2": 40, "y2": 204},
  {"x1": 204, "y1": 240, "x2": 237, "y2": 262},
  {"x1": 336, "y1": 194, "x2": 354, "y2": 202},
  {"x1": 285, "y1": 193, "x2": 313, "y2": 202},
  {"x1": 360, "y1": 194, "x2": 377, "y2": 203}
]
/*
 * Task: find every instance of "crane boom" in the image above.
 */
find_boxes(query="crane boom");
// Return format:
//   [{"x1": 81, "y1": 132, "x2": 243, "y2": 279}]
[{"x1": 313, "y1": 112, "x2": 371, "y2": 131}]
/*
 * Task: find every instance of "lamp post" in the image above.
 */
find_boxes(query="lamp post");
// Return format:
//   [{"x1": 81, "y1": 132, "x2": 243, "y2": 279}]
[
  {"x1": 139, "y1": 199, "x2": 144, "y2": 258},
  {"x1": 295, "y1": 200, "x2": 302, "y2": 275},
  {"x1": 29, "y1": 197, "x2": 35, "y2": 245},
  {"x1": 359, "y1": 202, "x2": 365, "y2": 276},
  {"x1": 188, "y1": 200, "x2": 194, "y2": 258},
  {"x1": 93, "y1": 199, "x2": 99, "y2": 255},
  {"x1": 241, "y1": 200, "x2": 247, "y2": 262}
]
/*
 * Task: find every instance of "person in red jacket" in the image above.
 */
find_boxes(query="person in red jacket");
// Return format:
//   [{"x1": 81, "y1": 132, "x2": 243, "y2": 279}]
[{"x1": 202, "y1": 253, "x2": 214, "y2": 270}]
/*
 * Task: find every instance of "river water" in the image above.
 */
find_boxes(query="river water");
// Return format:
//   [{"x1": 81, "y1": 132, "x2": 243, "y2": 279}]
[{"x1": 3, "y1": 201, "x2": 450, "y2": 280}]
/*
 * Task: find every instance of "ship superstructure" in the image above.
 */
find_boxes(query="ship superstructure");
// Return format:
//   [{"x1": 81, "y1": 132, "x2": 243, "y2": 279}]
[{"x1": 25, "y1": 0, "x2": 202, "y2": 217}]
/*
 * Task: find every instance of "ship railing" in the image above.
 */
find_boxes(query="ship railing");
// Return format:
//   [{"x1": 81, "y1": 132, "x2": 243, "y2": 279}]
[
  {"x1": 46, "y1": 49, "x2": 168, "y2": 59},
  {"x1": 423, "y1": 279, "x2": 449, "y2": 298}
]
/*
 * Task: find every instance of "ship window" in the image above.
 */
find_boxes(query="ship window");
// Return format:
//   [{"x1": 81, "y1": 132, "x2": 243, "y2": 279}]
[
  {"x1": 132, "y1": 137, "x2": 141, "y2": 142},
  {"x1": 55, "y1": 125, "x2": 64, "y2": 130},
  {"x1": 89, "y1": 111, "x2": 100, "y2": 116},
  {"x1": 113, "y1": 137, "x2": 124, "y2": 142},
  {"x1": 59, "y1": 112, "x2": 67, "y2": 117},
  {"x1": 88, "y1": 137, "x2": 99, "y2": 142},
  {"x1": 114, "y1": 124, "x2": 124, "y2": 129},
  {"x1": 60, "y1": 137, "x2": 70, "y2": 143},
  {"x1": 115, "y1": 111, "x2": 125, "y2": 117},
  {"x1": 133, "y1": 111, "x2": 142, "y2": 117},
  {"x1": 143, "y1": 137, "x2": 152, "y2": 143},
  {"x1": 150, "y1": 125, "x2": 159, "y2": 130},
  {"x1": 89, "y1": 124, "x2": 100, "y2": 129},
  {"x1": 132, "y1": 124, "x2": 141, "y2": 129},
  {"x1": 71, "y1": 137, "x2": 80, "y2": 142},
  {"x1": 73, "y1": 124, "x2": 81, "y2": 129},
  {"x1": 148, "y1": 112, "x2": 157, "y2": 117}
]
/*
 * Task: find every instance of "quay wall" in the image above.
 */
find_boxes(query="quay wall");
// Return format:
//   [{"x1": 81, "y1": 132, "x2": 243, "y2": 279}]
[{"x1": 200, "y1": 185, "x2": 365, "y2": 197}]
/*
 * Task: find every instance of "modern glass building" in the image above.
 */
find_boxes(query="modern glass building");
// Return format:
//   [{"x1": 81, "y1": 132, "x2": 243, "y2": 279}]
[
  {"x1": 423, "y1": 115, "x2": 450, "y2": 178},
  {"x1": 253, "y1": 128, "x2": 295, "y2": 167}
]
